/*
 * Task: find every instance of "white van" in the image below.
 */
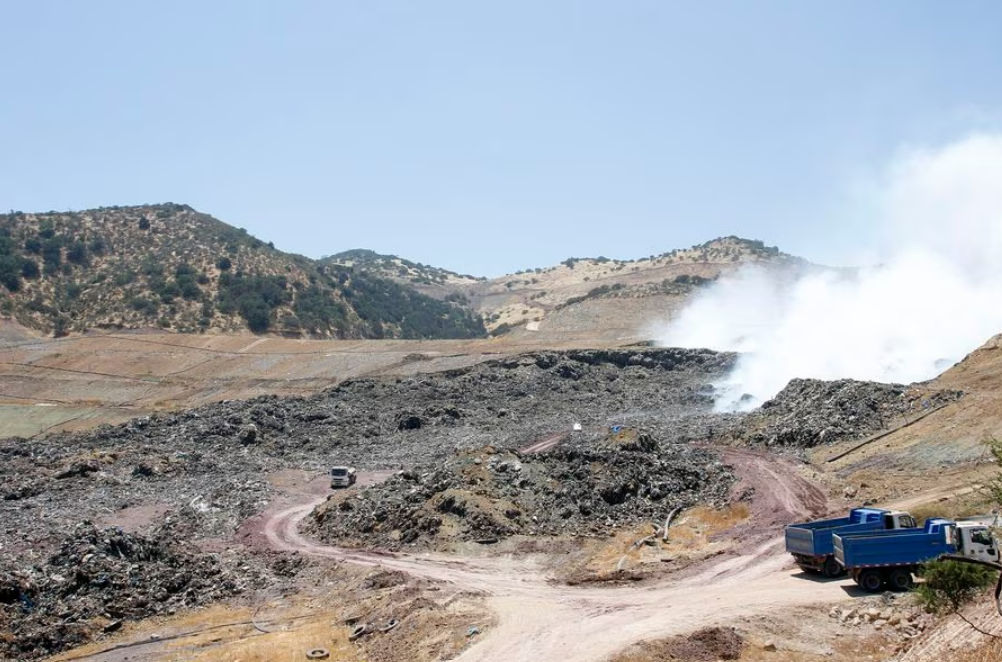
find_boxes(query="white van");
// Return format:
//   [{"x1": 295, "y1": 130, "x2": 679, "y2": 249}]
[{"x1": 330, "y1": 466, "x2": 357, "y2": 488}]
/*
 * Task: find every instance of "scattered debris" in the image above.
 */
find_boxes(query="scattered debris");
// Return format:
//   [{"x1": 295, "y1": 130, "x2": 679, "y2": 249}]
[
  {"x1": 0, "y1": 346, "x2": 948, "y2": 659},
  {"x1": 0, "y1": 522, "x2": 255, "y2": 660},
  {"x1": 740, "y1": 378, "x2": 962, "y2": 448}
]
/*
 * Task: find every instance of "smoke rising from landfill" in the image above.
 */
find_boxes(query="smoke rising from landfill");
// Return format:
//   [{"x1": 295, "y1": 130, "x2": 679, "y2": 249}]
[{"x1": 656, "y1": 133, "x2": 1002, "y2": 411}]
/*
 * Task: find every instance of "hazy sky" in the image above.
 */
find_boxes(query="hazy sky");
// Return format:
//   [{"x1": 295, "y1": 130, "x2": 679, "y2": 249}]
[{"x1": 3, "y1": 2, "x2": 1001, "y2": 276}]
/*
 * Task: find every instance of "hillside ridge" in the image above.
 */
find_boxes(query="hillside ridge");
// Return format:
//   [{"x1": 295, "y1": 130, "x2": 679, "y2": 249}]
[
  {"x1": 0, "y1": 204, "x2": 486, "y2": 340},
  {"x1": 2, "y1": 204, "x2": 804, "y2": 340}
]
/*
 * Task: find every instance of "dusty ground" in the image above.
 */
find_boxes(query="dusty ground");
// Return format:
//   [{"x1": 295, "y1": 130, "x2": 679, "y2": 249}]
[
  {"x1": 44, "y1": 448, "x2": 849, "y2": 662},
  {"x1": 4, "y1": 323, "x2": 1002, "y2": 662}
]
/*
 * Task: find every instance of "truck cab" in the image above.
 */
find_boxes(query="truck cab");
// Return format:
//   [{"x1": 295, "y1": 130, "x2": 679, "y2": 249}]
[
  {"x1": 330, "y1": 466, "x2": 357, "y2": 489},
  {"x1": 954, "y1": 522, "x2": 1000, "y2": 564},
  {"x1": 834, "y1": 517, "x2": 1000, "y2": 592},
  {"x1": 883, "y1": 511, "x2": 917, "y2": 530}
]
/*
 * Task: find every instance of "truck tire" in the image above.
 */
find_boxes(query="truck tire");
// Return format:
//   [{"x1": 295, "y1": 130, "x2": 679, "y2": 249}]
[
  {"x1": 858, "y1": 570, "x2": 883, "y2": 593},
  {"x1": 822, "y1": 557, "x2": 844, "y2": 578},
  {"x1": 888, "y1": 568, "x2": 913, "y2": 591}
]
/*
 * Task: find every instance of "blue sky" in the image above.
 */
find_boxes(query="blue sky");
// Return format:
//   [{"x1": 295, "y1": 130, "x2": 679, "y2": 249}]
[{"x1": 3, "y1": 2, "x2": 1001, "y2": 276}]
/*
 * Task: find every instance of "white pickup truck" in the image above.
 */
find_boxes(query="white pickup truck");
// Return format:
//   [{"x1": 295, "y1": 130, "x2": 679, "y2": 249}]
[{"x1": 330, "y1": 466, "x2": 357, "y2": 489}]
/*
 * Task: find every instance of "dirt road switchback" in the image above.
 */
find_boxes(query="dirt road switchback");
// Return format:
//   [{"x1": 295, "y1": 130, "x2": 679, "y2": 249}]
[{"x1": 264, "y1": 450, "x2": 853, "y2": 662}]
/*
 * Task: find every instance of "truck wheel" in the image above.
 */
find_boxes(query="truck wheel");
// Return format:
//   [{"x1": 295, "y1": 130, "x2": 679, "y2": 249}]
[
  {"x1": 859, "y1": 570, "x2": 883, "y2": 593},
  {"x1": 888, "y1": 569, "x2": 913, "y2": 591},
  {"x1": 822, "y1": 557, "x2": 843, "y2": 578}
]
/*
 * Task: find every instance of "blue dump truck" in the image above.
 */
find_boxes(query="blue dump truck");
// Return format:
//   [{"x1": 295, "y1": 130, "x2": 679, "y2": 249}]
[
  {"x1": 785, "y1": 508, "x2": 917, "y2": 577},
  {"x1": 834, "y1": 518, "x2": 1000, "y2": 592}
]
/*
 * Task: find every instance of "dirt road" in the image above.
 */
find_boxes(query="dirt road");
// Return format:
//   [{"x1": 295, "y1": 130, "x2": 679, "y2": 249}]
[{"x1": 264, "y1": 450, "x2": 857, "y2": 662}]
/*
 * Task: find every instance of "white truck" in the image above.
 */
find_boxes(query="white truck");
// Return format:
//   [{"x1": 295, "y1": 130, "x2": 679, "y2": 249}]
[
  {"x1": 834, "y1": 517, "x2": 999, "y2": 591},
  {"x1": 330, "y1": 466, "x2": 357, "y2": 489}
]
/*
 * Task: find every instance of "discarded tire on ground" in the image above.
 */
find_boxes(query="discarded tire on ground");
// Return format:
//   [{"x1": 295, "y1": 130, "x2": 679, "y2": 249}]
[
  {"x1": 349, "y1": 624, "x2": 369, "y2": 640},
  {"x1": 380, "y1": 618, "x2": 399, "y2": 632},
  {"x1": 306, "y1": 649, "x2": 330, "y2": 660}
]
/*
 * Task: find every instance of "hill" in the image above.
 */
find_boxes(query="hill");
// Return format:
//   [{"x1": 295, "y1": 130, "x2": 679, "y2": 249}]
[
  {"x1": 0, "y1": 205, "x2": 486, "y2": 340},
  {"x1": 329, "y1": 237, "x2": 807, "y2": 341},
  {"x1": 2, "y1": 204, "x2": 809, "y2": 344}
]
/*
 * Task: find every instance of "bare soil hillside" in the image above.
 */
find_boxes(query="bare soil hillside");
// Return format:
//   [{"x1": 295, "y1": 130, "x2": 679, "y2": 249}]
[
  {"x1": 810, "y1": 334, "x2": 1002, "y2": 507},
  {"x1": 0, "y1": 328, "x2": 633, "y2": 438},
  {"x1": 329, "y1": 236, "x2": 806, "y2": 335}
]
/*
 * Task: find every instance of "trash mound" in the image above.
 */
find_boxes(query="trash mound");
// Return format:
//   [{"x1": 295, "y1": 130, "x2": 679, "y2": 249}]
[
  {"x1": 738, "y1": 378, "x2": 962, "y2": 447},
  {"x1": 307, "y1": 431, "x2": 734, "y2": 550},
  {"x1": 1, "y1": 347, "x2": 740, "y2": 555},
  {"x1": 0, "y1": 522, "x2": 243, "y2": 660}
]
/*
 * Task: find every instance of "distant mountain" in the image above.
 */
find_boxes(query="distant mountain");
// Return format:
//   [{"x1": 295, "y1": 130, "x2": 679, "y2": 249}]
[
  {"x1": 0, "y1": 205, "x2": 486, "y2": 339},
  {"x1": 0, "y1": 204, "x2": 805, "y2": 342},
  {"x1": 323, "y1": 249, "x2": 484, "y2": 286},
  {"x1": 327, "y1": 236, "x2": 806, "y2": 340}
]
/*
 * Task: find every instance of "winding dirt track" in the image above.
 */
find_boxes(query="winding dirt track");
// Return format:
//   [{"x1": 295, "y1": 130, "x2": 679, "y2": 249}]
[{"x1": 264, "y1": 450, "x2": 858, "y2": 662}]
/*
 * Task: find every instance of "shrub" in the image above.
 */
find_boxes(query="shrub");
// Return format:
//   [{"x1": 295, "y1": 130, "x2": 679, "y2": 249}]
[
  {"x1": 41, "y1": 238, "x2": 62, "y2": 271},
  {"x1": 916, "y1": 558, "x2": 997, "y2": 614},
  {"x1": 986, "y1": 436, "x2": 1002, "y2": 506},
  {"x1": 66, "y1": 240, "x2": 89, "y2": 266},
  {"x1": 21, "y1": 259, "x2": 40, "y2": 279},
  {"x1": 129, "y1": 297, "x2": 158, "y2": 314},
  {"x1": 0, "y1": 255, "x2": 21, "y2": 291}
]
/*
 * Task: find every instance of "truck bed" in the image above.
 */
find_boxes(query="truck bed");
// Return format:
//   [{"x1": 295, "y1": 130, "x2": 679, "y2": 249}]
[
  {"x1": 834, "y1": 525, "x2": 954, "y2": 569},
  {"x1": 785, "y1": 519, "x2": 886, "y2": 557},
  {"x1": 785, "y1": 508, "x2": 889, "y2": 558}
]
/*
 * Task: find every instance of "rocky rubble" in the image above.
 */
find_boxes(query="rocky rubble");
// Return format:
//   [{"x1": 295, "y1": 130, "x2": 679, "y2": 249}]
[
  {"x1": 828, "y1": 595, "x2": 935, "y2": 644},
  {"x1": 0, "y1": 348, "x2": 742, "y2": 655},
  {"x1": 738, "y1": 378, "x2": 962, "y2": 448},
  {"x1": 308, "y1": 431, "x2": 734, "y2": 549},
  {"x1": 1, "y1": 348, "x2": 742, "y2": 555},
  {"x1": 0, "y1": 521, "x2": 264, "y2": 660},
  {"x1": 0, "y1": 345, "x2": 950, "y2": 658}
]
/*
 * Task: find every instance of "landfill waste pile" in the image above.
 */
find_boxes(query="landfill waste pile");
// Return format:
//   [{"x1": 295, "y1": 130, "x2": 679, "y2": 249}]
[
  {"x1": 736, "y1": 378, "x2": 962, "y2": 448},
  {"x1": 0, "y1": 520, "x2": 266, "y2": 660},
  {"x1": 0, "y1": 347, "x2": 960, "y2": 658},
  {"x1": 308, "y1": 432, "x2": 734, "y2": 550}
]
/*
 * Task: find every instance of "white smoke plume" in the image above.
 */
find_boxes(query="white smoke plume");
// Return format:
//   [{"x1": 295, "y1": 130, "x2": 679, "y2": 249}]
[{"x1": 654, "y1": 133, "x2": 1002, "y2": 411}]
